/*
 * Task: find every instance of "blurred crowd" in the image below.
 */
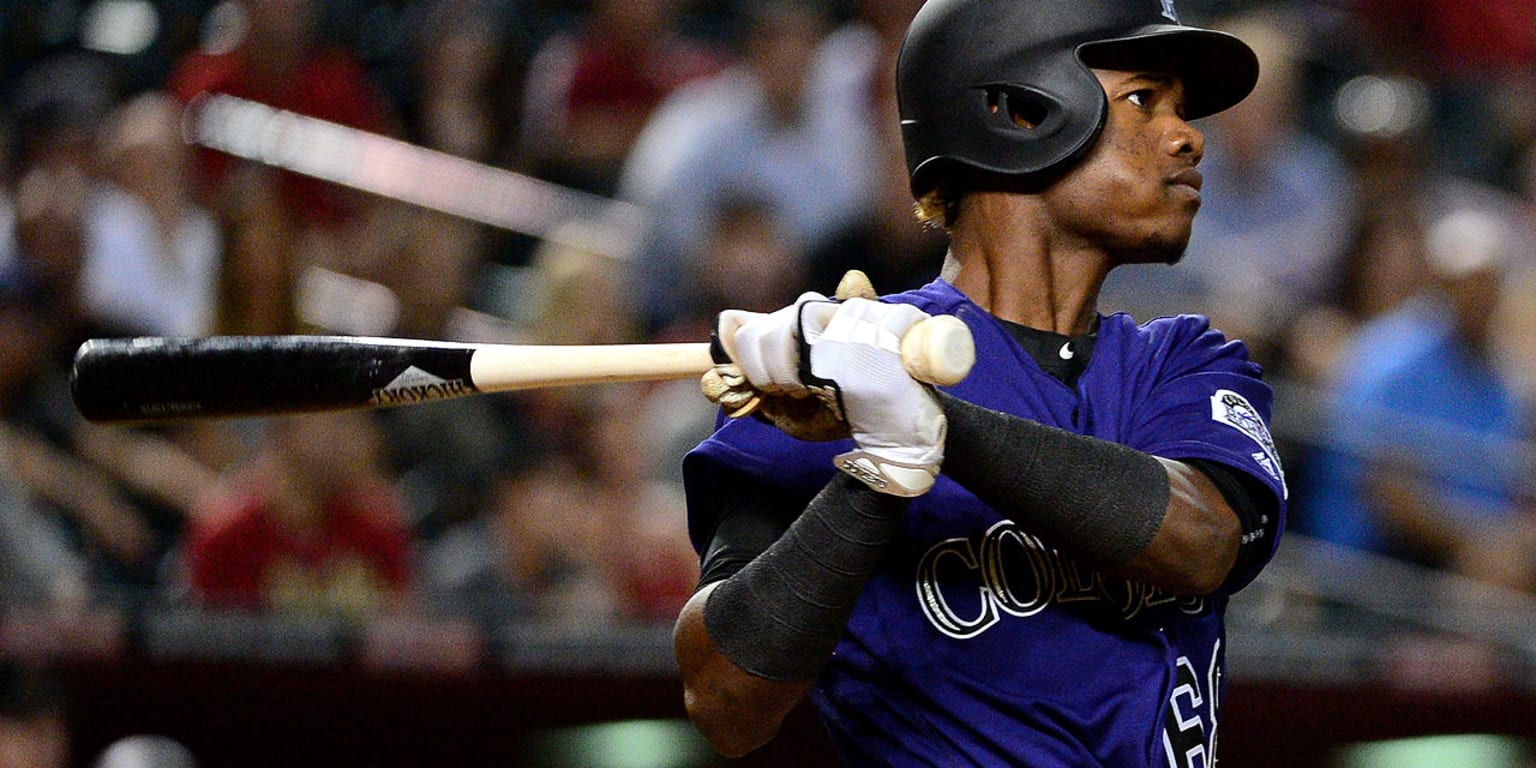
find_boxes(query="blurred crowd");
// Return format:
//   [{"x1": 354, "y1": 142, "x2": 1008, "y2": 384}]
[{"x1": 0, "y1": 0, "x2": 1533, "y2": 654}]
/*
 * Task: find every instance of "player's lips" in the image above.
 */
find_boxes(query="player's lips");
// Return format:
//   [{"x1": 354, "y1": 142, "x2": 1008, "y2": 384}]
[
  {"x1": 1168, "y1": 168, "x2": 1203, "y2": 192},
  {"x1": 1167, "y1": 168, "x2": 1203, "y2": 205}
]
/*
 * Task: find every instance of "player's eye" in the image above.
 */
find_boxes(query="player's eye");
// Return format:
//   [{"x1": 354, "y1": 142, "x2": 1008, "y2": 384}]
[{"x1": 1127, "y1": 89, "x2": 1154, "y2": 109}]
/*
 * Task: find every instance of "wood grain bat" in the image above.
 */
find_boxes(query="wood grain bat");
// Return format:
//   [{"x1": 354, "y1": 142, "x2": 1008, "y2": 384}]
[{"x1": 71, "y1": 318, "x2": 975, "y2": 423}]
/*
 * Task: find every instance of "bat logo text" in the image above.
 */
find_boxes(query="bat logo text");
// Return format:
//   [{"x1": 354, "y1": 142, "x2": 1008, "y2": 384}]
[{"x1": 370, "y1": 365, "x2": 474, "y2": 406}]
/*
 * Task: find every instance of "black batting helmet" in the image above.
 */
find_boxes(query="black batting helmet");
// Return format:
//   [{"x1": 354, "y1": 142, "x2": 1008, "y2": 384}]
[{"x1": 897, "y1": 0, "x2": 1259, "y2": 197}]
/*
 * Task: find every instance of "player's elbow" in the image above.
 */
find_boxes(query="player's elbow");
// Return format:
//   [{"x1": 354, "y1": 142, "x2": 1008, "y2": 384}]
[
  {"x1": 1128, "y1": 459, "x2": 1244, "y2": 595},
  {"x1": 1116, "y1": 508, "x2": 1240, "y2": 596},
  {"x1": 682, "y1": 680, "x2": 786, "y2": 757},
  {"x1": 1173, "y1": 548, "x2": 1237, "y2": 595},
  {"x1": 1158, "y1": 521, "x2": 1241, "y2": 595},
  {"x1": 673, "y1": 586, "x2": 799, "y2": 757}
]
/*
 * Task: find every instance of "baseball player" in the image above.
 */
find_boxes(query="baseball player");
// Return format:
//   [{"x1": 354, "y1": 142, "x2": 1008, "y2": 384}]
[{"x1": 674, "y1": 1, "x2": 1286, "y2": 766}]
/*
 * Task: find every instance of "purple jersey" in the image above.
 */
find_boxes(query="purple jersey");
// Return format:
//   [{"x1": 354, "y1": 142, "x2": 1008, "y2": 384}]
[{"x1": 685, "y1": 279, "x2": 1287, "y2": 767}]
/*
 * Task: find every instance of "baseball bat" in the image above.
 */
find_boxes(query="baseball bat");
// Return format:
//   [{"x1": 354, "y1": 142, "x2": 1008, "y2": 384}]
[{"x1": 70, "y1": 317, "x2": 975, "y2": 424}]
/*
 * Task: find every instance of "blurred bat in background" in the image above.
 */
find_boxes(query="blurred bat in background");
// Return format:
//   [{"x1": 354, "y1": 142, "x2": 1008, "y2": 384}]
[{"x1": 183, "y1": 92, "x2": 646, "y2": 258}]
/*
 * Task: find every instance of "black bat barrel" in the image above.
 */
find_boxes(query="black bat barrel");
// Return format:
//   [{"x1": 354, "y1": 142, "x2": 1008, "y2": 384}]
[{"x1": 70, "y1": 336, "x2": 480, "y2": 423}]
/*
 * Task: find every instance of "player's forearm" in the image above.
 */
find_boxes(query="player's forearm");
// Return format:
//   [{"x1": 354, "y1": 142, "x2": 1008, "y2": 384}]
[
  {"x1": 937, "y1": 392, "x2": 1239, "y2": 594},
  {"x1": 676, "y1": 474, "x2": 905, "y2": 753},
  {"x1": 699, "y1": 473, "x2": 905, "y2": 679}
]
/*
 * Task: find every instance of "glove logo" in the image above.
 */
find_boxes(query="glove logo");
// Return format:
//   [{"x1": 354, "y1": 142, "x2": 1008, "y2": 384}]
[{"x1": 839, "y1": 456, "x2": 890, "y2": 490}]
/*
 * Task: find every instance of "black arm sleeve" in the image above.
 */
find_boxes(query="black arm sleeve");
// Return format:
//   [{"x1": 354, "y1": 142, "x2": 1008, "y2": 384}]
[
  {"x1": 695, "y1": 467, "x2": 810, "y2": 589},
  {"x1": 937, "y1": 392, "x2": 1170, "y2": 570},
  {"x1": 699, "y1": 470, "x2": 908, "y2": 680}
]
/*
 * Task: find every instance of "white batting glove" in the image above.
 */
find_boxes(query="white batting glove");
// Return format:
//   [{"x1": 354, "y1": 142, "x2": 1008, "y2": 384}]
[
  {"x1": 802, "y1": 298, "x2": 946, "y2": 497},
  {"x1": 716, "y1": 292, "x2": 828, "y2": 396}
]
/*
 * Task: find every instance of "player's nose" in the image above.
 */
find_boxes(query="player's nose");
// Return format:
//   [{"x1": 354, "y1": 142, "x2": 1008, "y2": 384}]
[{"x1": 1166, "y1": 118, "x2": 1205, "y2": 164}]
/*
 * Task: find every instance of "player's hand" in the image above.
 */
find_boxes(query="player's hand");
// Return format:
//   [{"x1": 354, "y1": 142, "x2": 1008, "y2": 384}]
[
  {"x1": 709, "y1": 293, "x2": 945, "y2": 495},
  {"x1": 716, "y1": 292, "x2": 828, "y2": 396},
  {"x1": 702, "y1": 292, "x2": 853, "y2": 442},
  {"x1": 801, "y1": 298, "x2": 946, "y2": 497},
  {"x1": 699, "y1": 357, "x2": 851, "y2": 442}
]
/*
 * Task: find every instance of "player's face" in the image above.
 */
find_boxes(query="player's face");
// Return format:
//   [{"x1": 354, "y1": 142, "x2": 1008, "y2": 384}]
[{"x1": 1041, "y1": 69, "x2": 1205, "y2": 265}]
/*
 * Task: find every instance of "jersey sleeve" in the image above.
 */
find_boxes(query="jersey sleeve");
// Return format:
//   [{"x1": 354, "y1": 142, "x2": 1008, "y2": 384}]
[{"x1": 1130, "y1": 316, "x2": 1288, "y2": 592}]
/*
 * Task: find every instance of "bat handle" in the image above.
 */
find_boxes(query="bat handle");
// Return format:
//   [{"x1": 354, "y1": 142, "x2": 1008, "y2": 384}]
[{"x1": 901, "y1": 314, "x2": 974, "y2": 387}]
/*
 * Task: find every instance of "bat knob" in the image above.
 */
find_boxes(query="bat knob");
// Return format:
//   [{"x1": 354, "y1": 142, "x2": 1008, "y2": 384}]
[{"x1": 901, "y1": 315, "x2": 975, "y2": 387}]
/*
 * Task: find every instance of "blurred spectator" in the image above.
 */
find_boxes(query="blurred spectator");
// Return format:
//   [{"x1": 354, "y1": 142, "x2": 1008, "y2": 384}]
[
  {"x1": 582, "y1": 388, "x2": 698, "y2": 622},
  {"x1": 2, "y1": 53, "x2": 117, "y2": 357},
  {"x1": 1274, "y1": 66, "x2": 1536, "y2": 392},
  {"x1": 183, "y1": 413, "x2": 414, "y2": 617},
  {"x1": 0, "y1": 663, "x2": 68, "y2": 768},
  {"x1": 0, "y1": 268, "x2": 226, "y2": 602},
  {"x1": 0, "y1": 64, "x2": 173, "y2": 593},
  {"x1": 398, "y1": 0, "x2": 535, "y2": 272},
  {"x1": 1, "y1": 60, "x2": 234, "y2": 597},
  {"x1": 424, "y1": 387, "x2": 696, "y2": 625},
  {"x1": 521, "y1": 0, "x2": 721, "y2": 195},
  {"x1": 168, "y1": 0, "x2": 402, "y2": 334},
  {"x1": 1491, "y1": 261, "x2": 1536, "y2": 413},
  {"x1": 1353, "y1": 0, "x2": 1536, "y2": 188},
  {"x1": 1101, "y1": 7, "x2": 1356, "y2": 364},
  {"x1": 1283, "y1": 197, "x2": 1430, "y2": 388},
  {"x1": 427, "y1": 451, "x2": 616, "y2": 624},
  {"x1": 418, "y1": 234, "x2": 693, "y2": 619},
  {"x1": 364, "y1": 0, "x2": 519, "y2": 342},
  {"x1": 7, "y1": 145, "x2": 95, "y2": 354},
  {"x1": 382, "y1": 225, "x2": 641, "y2": 558},
  {"x1": 405, "y1": 0, "x2": 523, "y2": 168},
  {"x1": 1300, "y1": 209, "x2": 1530, "y2": 578},
  {"x1": 0, "y1": 470, "x2": 91, "y2": 608},
  {"x1": 618, "y1": 0, "x2": 879, "y2": 331},
  {"x1": 806, "y1": 0, "x2": 947, "y2": 296},
  {"x1": 524, "y1": 228, "x2": 643, "y2": 347},
  {"x1": 208, "y1": 162, "x2": 298, "y2": 335},
  {"x1": 0, "y1": 114, "x2": 15, "y2": 276},
  {"x1": 688, "y1": 195, "x2": 805, "y2": 319},
  {"x1": 166, "y1": 0, "x2": 394, "y2": 232},
  {"x1": 80, "y1": 91, "x2": 222, "y2": 337},
  {"x1": 0, "y1": 293, "x2": 93, "y2": 609}
]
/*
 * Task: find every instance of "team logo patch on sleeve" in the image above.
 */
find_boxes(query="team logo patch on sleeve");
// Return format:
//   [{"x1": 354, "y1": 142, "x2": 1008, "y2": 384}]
[{"x1": 1209, "y1": 390, "x2": 1285, "y2": 492}]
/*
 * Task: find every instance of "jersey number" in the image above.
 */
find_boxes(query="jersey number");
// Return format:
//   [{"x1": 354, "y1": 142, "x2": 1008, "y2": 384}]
[{"x1": 1162, "y1": 644, "x2": 1221, "y2": 768}]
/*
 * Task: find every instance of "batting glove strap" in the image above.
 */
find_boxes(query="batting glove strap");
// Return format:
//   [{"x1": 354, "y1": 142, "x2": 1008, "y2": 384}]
[
  {"x1": 716, "y1": 292, "x2": 829, "y2": 396},
  {"x1": 834, "y1": 447, "x2": 940, "y2": 497}
]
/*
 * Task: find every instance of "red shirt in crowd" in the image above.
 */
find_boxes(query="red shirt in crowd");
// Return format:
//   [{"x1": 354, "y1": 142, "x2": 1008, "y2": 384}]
[{"x1": 186, "y1": 484, "x2": 412, "y2": 616}]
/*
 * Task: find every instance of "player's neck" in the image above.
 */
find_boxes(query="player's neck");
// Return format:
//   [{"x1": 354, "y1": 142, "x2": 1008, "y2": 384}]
[{"x1": 943, "y1": 192, "x2": 1106, "y2": 336}]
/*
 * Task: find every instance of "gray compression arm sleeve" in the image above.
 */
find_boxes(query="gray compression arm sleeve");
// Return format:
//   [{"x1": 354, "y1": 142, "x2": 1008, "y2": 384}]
[
  {"x1": 938, "y1": 392, "x2": 1169, "y2": 569},
  {"x1": 702, "y1": 473, "x2": 905, "y2": 681}
]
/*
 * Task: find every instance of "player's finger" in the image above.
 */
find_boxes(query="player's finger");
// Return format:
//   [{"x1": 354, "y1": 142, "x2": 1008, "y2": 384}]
[
  {"x1": 834, "y1": 269, "x2": 877, "y2": 301},
  {"x1": 715, "y1": 309, "x2": 764, "y2": 367},
  {"x1": 718, "y1": 292, "x2": 829, "y2": 392},
  {"x1": 700, "y1": 364, "x2": 762, "y2": 417}
]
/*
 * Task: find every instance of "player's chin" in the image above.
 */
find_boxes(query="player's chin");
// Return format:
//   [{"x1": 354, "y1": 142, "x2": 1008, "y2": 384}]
[{"x1": 1122, "y1": 222, "x2": 1193, "y2": 265}]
